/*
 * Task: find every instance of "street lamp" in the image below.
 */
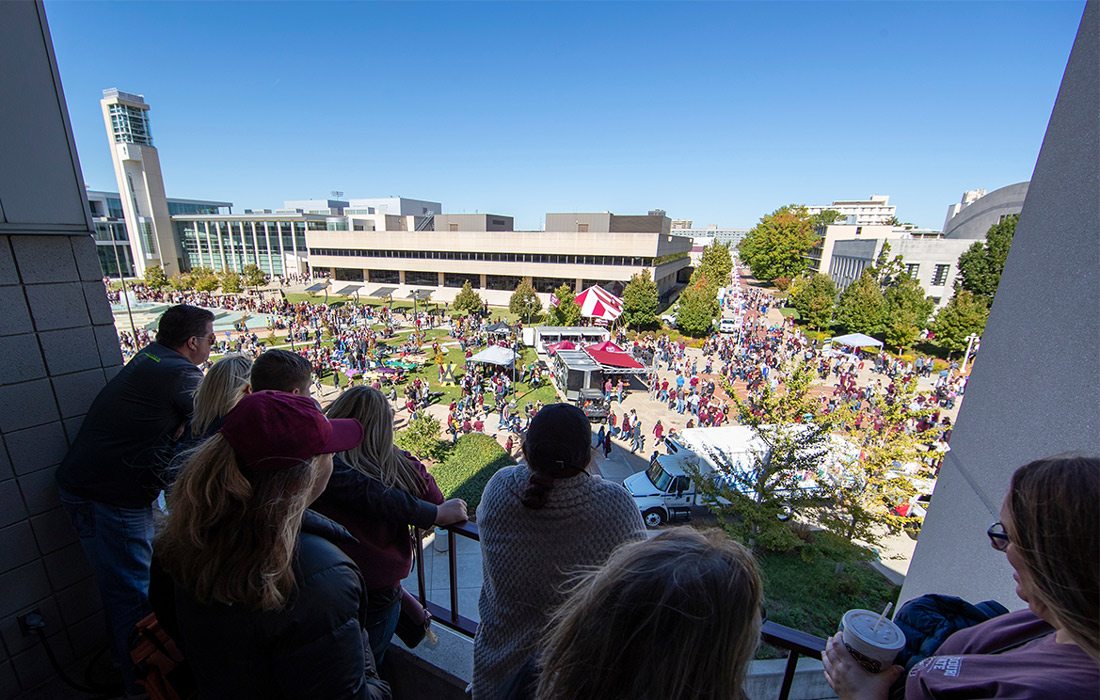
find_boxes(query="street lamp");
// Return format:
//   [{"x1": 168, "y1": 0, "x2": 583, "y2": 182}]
[{"x1": 962, "y1": 333, "x2": 980, "y2": 372}]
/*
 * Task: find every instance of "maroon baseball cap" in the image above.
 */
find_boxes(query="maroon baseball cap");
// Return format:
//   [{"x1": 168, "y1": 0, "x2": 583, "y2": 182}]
[{"x1": 220, "y1": 391, "x2": 363, "y2": 472}]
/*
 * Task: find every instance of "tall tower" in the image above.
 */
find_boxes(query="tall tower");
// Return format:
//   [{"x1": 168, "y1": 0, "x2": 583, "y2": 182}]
[{"x1": 100, "y1": 88, "x2": 182, "y2": 276}]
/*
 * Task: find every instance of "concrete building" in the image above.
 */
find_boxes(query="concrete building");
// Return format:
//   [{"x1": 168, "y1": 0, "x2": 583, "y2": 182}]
[
  {"x1": 347, "y1": 196, "x2": 441, "y2": 217},
  {"x1": 807, "y1": 194, "x2": 897, "y2": 226},
  {"x1": 279, "y1": 198, "x2": 348, "y2": 215},
  {"x1": 99, "y1": 89, "x2": 186, "y2": 277},
  {"x1": 806, "y1": 222, "x2": 910, "y2": 276},
  {"x1": 669, "y1": 220, "x2": 750, "y2": 248},
  {"x1": 829, "y1": 236, "x2": 974, "y2": 307},
  {"x1": 306, "y1": 211, "x2": 692, "y2": 306},
  {"x1": 942, "y1": 182, "x2": 1029, "y2": 239},
  {"x1": 86, "y1": 189, "x2": 229, "y2": 278}
]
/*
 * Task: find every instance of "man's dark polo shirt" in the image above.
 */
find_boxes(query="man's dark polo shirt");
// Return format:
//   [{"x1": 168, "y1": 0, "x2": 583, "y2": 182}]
[{"x1": 56, "y1": 343, "x2": 203, "y2": 507}]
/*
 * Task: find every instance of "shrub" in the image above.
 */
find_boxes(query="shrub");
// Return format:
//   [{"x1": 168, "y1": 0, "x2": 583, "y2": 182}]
[
  {"x1": 429, "y1": 433, "x2": 515, "y2": 514},
  {"x1": 395, "y1": 412, "x2": 445, "y2": 461},
  {"x1": 773, "y1": 276, "x2": 791, "y2": 291}
]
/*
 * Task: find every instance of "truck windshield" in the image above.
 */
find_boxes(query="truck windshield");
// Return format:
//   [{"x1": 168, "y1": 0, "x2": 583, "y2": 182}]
[{"x1": 646, "y1": 461, "x2": 674, "y2": 492}]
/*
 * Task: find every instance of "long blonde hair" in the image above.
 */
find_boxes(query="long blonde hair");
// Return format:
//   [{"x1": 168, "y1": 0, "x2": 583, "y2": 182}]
[
  {"x1": 535, "y1": 528, "x2": 763, "y2": 700},
  {"x1": 325, "y1": 386, "x2": 427, "y2": 496},
  {"x1": 191, "y1": 354, "x2": 252, "y2": 438},
  {"x1": 156, "y1": 434, "x2": 319, "y2": 611}
]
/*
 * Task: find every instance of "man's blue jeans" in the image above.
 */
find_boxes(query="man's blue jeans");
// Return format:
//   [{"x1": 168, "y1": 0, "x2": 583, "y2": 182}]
[{"x1": 59, "y1": 488, "x2": 154, "y2": 692}]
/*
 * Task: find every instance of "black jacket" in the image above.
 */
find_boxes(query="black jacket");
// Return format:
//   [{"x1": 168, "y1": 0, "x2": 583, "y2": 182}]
[
  {"x1": 57, "y1": 342, "x2": 202, "y2": 507},
  {"x1": 157, "y1": 510, "x2": 391, "y2": 700}
]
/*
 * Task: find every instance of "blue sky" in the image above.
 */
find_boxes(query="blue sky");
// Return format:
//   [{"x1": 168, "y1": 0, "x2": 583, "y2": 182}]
[{"x1": 45, "y1": 1, "x2": 1084, "y2": 231}]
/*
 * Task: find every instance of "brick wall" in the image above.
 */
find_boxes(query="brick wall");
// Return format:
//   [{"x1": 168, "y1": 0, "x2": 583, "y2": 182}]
[{"x1": 0, "y1": 234, "x2": 122, "y2": 695}]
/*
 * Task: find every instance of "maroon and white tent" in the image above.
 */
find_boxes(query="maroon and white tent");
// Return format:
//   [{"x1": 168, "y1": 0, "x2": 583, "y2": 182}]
[{"x1": 574, "y1": 285, "x2": 624, "y2": 323}]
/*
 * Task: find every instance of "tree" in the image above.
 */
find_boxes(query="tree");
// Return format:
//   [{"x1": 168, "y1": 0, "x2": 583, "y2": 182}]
[
  {"x1": 621, "y1": 269, "x2": 660, "y2": 330},
  {"x1": 674, "y1": 275, "x2": 718, "y2": 337},
  {"x1": 220, "y1": 271, "x2": 243, "y2": 294},
  {"x1": 190, "y1": 266, "x2": 219, "y2": 293},
  {"x1": 809, "y1": 208, "x2": 844, "y2": 232},
  {"x1": 932, "y1": 290, "x2": 989, "y2": 355},
  {"x1": 168, "y1": 273, "x2": 193, "y2": 292},
  {"x1": 788, "y1": 273, "x2": 837, "y2": 330},
  {"x1": 882, "y1": 274, "x2": 935, "y2": 351},
  {"x1": 833, "y1": 270, "x2": 886, "y2": 338},
  {"x1": 394, "y1": 411, "x2": 446, "y2": 461},
  {"x1": 955, "y1": 215, "x2": 1018, "y2": 305},
  {"x1": 143, "y1": 265, "x2": 168, "y2": 289},
  {"x1": 546, "y1": 283, "x2": 582, "y2": 326},
  {"x1": 823, "y1": 377, "x2": 933, "y2": 546},
  {"x1": 508, "y1": 279, "x2": 542, "y2": 323},
  {"x1": 697, "y1": 241, "x2": 733, "y2": 287},
  {"x1": 452, "y1": 280, "x2": 483, "y2": 316},
  {"x1": 241, "y1": 264, "x2": 268, "y2": 288},
  {"x1": 738, "y1": 205, "x2": 820, "y2": 282},
  {"x1": 691, "y1": 364, "x2": 842, "y2": 553}
]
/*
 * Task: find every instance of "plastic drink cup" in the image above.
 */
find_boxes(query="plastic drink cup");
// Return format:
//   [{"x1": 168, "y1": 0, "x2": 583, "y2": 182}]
[{"x1": 839, "y1": 609, "x2": 906, "y2": 674}]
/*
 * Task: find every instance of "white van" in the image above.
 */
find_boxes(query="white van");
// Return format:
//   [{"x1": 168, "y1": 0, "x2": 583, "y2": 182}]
[{"x1": 718, "y1": 317, "x2": 739, "y2": 334}]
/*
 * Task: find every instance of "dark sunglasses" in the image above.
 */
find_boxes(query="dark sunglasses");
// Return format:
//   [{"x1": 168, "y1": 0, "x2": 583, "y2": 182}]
[{"x1": 987, "y1": 521, "x2": 1010, "y2": 551}]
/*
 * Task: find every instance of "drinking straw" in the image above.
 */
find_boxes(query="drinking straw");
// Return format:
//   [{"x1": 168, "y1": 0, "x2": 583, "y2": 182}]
[{"x1": 872, "y1": 602, "x2": 894, "y2": 633}]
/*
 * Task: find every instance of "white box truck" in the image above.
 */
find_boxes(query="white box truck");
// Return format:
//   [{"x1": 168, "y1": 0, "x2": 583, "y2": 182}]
[{"x1": 623, "y1": 425, "x2": 853, "y2": 527}]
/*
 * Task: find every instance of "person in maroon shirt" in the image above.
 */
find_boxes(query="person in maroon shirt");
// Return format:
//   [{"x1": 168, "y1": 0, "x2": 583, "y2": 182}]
[{"x1": 824, "y1": 454, "x2": 1099, "y2": 699}]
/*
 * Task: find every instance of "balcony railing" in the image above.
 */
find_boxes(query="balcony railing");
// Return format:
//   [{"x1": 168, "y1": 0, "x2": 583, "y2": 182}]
[{"x1": 412, "y1": 522, "x2": 827, "y2": 700}]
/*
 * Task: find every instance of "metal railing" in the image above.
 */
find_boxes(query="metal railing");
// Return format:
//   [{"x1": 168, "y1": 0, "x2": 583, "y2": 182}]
[{"x1": 411, "y1": 522, "x2": 827, "y2": 700}]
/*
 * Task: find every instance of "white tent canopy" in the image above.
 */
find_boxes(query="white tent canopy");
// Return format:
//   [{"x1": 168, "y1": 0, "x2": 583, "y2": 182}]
[
  {"x1": 468, "y1": 346, "x2": 516, "y2": 366},
  {"x1": 827, "y1": 333, "x2": 884, "y2": 348}
]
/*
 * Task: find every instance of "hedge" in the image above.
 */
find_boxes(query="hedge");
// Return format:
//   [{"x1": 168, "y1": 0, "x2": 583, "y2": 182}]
[{"x1": 427, "y1": 433, "x2": 516, "y2": 515}]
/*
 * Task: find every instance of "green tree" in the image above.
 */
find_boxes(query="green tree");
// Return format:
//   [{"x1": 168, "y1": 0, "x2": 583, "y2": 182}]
[
  {"x1": 547, "y1": 283, "x2": 582, "y2": 326},
  {"x1": 508, "y1": 279, "x2": 542, "y2": 323},
  {"x1": 788, "y1": 273, "x2": 837, "y2": 330},
  {"x1": 882, "y1": 274, "x2": 935, "y2": 351},
  {"x1": 394, "y1": 411, "x2": 445, "y2": 461},
  {"x1": 697, "y1": 240, "x2": 733, "y2": 287},
  {"x1": 809, "y1": 208, "x2": 844, "y2": 232},
  {"x1": 143, "y1": 265, "x2": 168, "y2": 289},
  {"x1": 220, "y1": 271, "x2": 243, "y2": 294},
  {"x1": 955, "y1": 215, "x2": 1018, "y2": 305},
  {"x1": 833, "y1": 270, "x2": 886, "y2": 338},
  {"x1": 738, "y1": 205, "x2": 819, "y2": 282},
  {"x1": 932, "y1": 290, "x2": 989, "y2": 355},
  {"x1": 621, "y1": 269, "x2": 660, "y2": 330},
  {"x1": 241, "y1": 264, "x2": 268, "y2": 288},
  {"x1": 691, "y1": 364, "x2": 842, "y2": 553},
  {"x1": 452, "y1": 280, "x2": 484, "y2": 316},
  {"x1": 190, "y1": 266, "x2": 219, "y2": 293},
  {"x1": 823, "y1": 377, "x2": 933, "y2": 546},
  {"x1": 168, "y1": 273, "x2": 193, "y2": 292},
  {"x1": 674, "y1": 275, "x2": 718, "y2": 337}
]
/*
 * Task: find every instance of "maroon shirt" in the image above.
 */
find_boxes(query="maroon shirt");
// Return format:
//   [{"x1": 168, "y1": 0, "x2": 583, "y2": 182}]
[{"x1": 906, "y1": 609, "x2": 1098, "y2": 699}]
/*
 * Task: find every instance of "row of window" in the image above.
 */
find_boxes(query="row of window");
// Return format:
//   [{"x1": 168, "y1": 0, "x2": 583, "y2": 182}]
[{"x1": 310, "y1": 248, "x2": 654, "y2": 267}]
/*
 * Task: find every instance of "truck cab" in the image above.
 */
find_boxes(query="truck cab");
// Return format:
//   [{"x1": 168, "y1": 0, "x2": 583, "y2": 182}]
[{"x1": 622, "y1": 454, "x2": 700, "y2": 527}]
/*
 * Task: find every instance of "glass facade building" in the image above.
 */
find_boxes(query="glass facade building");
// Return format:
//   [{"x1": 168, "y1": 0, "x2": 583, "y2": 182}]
[{"x1": 173, "y1": 215, "x2": 312, "y2": 276}]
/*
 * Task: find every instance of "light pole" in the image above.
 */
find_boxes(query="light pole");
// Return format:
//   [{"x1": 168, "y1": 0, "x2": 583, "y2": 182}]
[
  {"x1": 962, "y1": 333, "x2": 980, "y2": 372},
  {"x1": 111, "y1": 240, "x2": 139, "y2": 340}
]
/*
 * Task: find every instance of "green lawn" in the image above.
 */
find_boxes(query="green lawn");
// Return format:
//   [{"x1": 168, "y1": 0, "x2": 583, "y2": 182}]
[{"x1": 755, "y1": 530, "x2": 900, "y2": 655}]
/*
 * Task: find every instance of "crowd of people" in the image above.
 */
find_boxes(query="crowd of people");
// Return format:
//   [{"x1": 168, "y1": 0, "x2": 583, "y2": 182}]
[{"x1": 55, "y1": 300, "x2": 1098, "y2": 700}]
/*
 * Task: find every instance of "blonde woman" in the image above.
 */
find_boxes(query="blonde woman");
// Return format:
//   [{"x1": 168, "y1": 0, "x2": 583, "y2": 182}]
[
  {"x1": 505, "y1": 528, "x2": 763, "y2": 700},
  {"x1": 190, "y1": 354, "x2": 252, "y2": 439},
  {"x1": 313, "y1": 385, "x2": 447, "y2": 663},
  {"x1": 152, "y1": 391, "x2": 389, "y2": 698}
]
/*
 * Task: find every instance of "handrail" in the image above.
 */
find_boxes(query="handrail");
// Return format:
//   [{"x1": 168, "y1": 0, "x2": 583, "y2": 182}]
[{"x1": 412, "y1": 522, "x2": 826, "y2": 700}]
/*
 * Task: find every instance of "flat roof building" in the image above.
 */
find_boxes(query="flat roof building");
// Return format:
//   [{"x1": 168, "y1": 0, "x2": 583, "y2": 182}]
[{"x1": 807, "y1": 195, "x2": 897, "y2": 226}]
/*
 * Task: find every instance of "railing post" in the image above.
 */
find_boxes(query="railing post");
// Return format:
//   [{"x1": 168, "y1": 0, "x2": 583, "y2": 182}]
[{"x1": 778, "y1": 650, "x2": 799, "y2": 700}]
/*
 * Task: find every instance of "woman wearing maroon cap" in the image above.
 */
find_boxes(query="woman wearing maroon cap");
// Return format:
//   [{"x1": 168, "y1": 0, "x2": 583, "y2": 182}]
[{"x1": 154, "y1": 391, "x2": 391, "y2": 699}]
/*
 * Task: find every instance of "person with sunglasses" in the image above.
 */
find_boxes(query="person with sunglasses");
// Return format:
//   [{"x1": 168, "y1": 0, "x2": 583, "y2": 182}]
[{"x1": 823, "y1": 454, "x2": 1099, "y2": 699}]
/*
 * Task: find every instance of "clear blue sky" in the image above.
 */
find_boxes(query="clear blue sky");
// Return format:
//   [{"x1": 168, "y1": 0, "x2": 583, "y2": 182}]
[{"x1": 45, "y1": 1, "x2": 1084, "y2": 231}]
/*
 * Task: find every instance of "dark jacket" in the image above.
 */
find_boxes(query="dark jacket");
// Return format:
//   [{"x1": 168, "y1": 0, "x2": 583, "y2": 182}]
[
  {"x1": 894, "y1": 594, "x2": 1010, "y2": 671},
  {"x1": 56, "y1": 342, "x2": 202, "y2": 507},
  {"x1": 158, "y1": 510, "x2": 391, "y2": 700},
  {"x1": 312, "y1": 453, "x2": 444, "y2": 590}
]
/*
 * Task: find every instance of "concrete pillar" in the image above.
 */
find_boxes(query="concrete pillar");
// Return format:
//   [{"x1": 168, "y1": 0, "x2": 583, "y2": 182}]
[{"x1": 901, "y1": 1, "x2": 1099, "y2": 609}]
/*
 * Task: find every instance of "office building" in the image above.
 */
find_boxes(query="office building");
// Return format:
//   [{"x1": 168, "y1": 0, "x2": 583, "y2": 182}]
[
  {"x1": 87, "y1": 189, "x2": 230, "y2": 278},
  {"x1": 807, "y1": 194, "x2": 897, "y2": 226},
  {"x1": 942, "y1": 182, "x2": 1029, "y2": 239},
  {"x1": 668, "y1": 220, "x2": 750, "y2": 248},
  {"x1": 306, "y1": 211, "x2": 692, "y2": 305},
  {"x1": 830, "y1": 236, "x2": 974, "y2": 307}
]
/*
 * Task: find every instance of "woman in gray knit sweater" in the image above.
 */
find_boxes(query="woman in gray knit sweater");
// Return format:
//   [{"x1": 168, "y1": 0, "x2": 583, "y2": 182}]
[{"x1": 472, "y1": 403, "x2": 645, "y2": 700}]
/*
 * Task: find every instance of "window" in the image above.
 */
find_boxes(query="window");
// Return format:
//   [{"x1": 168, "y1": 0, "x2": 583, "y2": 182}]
[
  {"x1": 449, "y1": 223, "x2": 459, "y2": 232},
  {"x1": 932, "y1": 264, "x2": 950, "y2": 286},
  {"x1": 577, "y1": 223, "x2": 589, "y2": 232},
  {"x1": 906, "y1": 263, "x2": 920, "y2": 278}
]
